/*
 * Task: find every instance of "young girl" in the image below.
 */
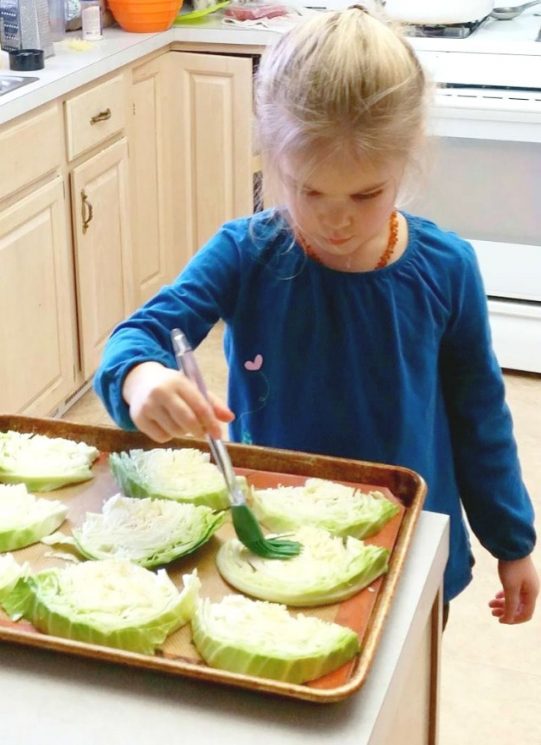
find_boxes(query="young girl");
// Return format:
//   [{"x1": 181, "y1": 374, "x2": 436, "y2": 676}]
[{"x1": 94, "y1": 7, "x2": 538, "y2": 622}]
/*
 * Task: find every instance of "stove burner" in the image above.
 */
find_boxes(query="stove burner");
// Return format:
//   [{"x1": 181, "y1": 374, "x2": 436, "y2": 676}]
[{"x1": 406, "y1": 17, "x2": 488, "y2": 39}]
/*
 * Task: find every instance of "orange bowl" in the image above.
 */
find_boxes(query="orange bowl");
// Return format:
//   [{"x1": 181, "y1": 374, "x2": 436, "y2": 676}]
[{"x1": 108, "y1": 0, "x2": 183, "y2": 32}]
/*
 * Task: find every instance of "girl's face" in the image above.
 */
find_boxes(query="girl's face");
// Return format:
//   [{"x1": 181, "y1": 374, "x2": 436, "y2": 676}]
[{"x1": 281, "y1": 151, "x2": 405, "y2": 271}]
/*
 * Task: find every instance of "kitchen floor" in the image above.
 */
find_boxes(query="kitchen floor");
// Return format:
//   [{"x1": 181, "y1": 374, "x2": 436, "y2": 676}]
[{"x1": 65, "y1": 323, "x2": 541, "y2": 745}]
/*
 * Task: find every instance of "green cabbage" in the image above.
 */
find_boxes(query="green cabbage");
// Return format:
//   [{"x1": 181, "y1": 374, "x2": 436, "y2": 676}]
[
  {"x1": 0, "y1": 559, "x2": 200, "y2": 654},
  {"x1": 109, "y1": 448, "x2": 246, "y2": 510},
  {"x1": 70, "y1": 493, "x2": 225, "y2": 567},
  {"x1": 0, "y1": 431, "x2": 99, "y2": 491},
  {"x1": 0, "y1": 553, "x2": 29, "y2": 603},
  {"x1": 0, "y1": 484, "x2": 68, "y2": 551},
  {"x1": 252, "y1": 478, "x2": 400, "y2": 538},
  {"x1": 217, "y1": 525, "x2": 389, "y2": 607},
  {"x1": 192, "y1": 594, "x2": 360, "y2": 683}
]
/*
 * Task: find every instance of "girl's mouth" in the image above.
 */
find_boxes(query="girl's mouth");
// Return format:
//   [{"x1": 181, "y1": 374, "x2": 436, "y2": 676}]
[{"x1": 327, "y1": 237, "x2": 351, "y2": 246}]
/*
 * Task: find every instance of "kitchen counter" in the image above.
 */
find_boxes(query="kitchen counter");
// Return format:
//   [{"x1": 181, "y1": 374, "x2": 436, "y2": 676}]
[
  {"x1": 2, "y1": 9, "x2": 541, "y2": 126},
  {"x1": 0, "y1": 23, "x2": 276, "y2": 125},
  {"x1": 0, "y1": 510, "x2": 448, "y2": 745}
]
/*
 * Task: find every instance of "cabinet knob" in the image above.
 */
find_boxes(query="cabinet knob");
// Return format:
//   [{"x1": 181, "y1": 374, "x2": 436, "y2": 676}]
[
  {"x1": 90, "y1": 108, "x2": 112, "y2": 125},
  {"x1": 81, "y1": 189, "x2": 94, "y2": 234}
]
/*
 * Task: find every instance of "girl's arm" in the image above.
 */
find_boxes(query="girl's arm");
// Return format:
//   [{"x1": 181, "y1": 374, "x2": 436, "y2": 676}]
[
  {"x1": 439, "y1": 244, "x2": 538, "y2": 621},
  {"x1": 93, "y1": 224, "x2": 243, "y2": 433}
]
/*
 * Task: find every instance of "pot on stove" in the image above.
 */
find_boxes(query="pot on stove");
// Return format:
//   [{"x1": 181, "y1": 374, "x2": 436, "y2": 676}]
[{"x1": 383, "y1": 0, "x2": 494, "y2": 25}]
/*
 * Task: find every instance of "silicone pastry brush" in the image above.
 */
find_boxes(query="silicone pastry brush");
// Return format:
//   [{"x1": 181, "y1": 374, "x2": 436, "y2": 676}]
[{"x1": 171, "y1": 329, "x2": 301, "y2": 559}]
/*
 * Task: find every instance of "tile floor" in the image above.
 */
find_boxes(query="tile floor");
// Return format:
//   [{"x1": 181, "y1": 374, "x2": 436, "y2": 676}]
[{"x1": 65, "y1": 323, "x2": 541, "y2": 744}]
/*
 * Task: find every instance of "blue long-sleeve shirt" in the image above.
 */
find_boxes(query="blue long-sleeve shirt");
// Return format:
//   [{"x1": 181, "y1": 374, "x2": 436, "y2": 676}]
[{"x1": 94, "y1": 210, "x2": 536, "y2": 601}]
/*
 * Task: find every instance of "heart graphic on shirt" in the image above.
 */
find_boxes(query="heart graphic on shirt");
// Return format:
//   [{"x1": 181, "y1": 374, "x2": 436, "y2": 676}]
[{"x1": 244, "y1": 354, "x2": 263, "y2": 371}]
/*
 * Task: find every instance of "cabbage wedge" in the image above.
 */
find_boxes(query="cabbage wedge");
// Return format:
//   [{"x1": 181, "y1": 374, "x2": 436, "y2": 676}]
[
  {"x1": 0, "y1": 553, "x2": 29, "y2": 603},
  {"x1": 0, "y1": 560, "x2": 200, "y2": 654},
  {"x1": 192, "y1": 594, "x2": 359, "y2": 684},
  {"x1": 217, "y1": 525, "x2": 389, "y2": 607},
  {"x1": 71, "y1": 494, "x2": 226, "y2": 567},
  {"x1": 0, "y1": 431, "x2": 99, "y2": 491},
  {"x1": 109, "y1": 448, "x2": 245, "y2": 510},
  {"x1": 252, "y1": 478, "x2": 399, "y2": 539},
  {"x1": 0, "y1": 484, "x2": 68, "y2": 551}
]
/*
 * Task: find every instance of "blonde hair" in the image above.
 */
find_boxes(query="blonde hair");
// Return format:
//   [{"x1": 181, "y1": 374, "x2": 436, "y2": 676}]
[{"x1": 255, "y1": 8, "x2": 427, "y2": 201}]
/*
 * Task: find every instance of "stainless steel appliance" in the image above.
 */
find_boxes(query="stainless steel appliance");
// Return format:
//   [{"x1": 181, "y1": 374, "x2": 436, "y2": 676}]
[{"x1": 401, "y1": 10, "x2": 541, "y2": 373}]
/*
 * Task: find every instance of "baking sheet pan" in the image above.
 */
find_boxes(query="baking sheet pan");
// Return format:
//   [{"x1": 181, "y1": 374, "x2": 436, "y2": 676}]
[{"x1": 0, "y1": 415, "x2": 426, "y2": 703}]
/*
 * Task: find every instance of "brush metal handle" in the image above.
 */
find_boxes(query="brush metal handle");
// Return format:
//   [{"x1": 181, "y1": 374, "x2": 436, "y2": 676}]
[{"x1": 171, "y1": 329, "x2": 245, "y2": 507}]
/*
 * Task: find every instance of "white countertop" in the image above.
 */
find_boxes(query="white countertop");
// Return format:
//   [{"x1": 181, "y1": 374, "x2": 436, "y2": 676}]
[
  {"x1": 0, "y1": 24, "x2": 276, "y2": 125},
  {"x1": 0, "y1": 510, "x2": 449, "y2": 745}
]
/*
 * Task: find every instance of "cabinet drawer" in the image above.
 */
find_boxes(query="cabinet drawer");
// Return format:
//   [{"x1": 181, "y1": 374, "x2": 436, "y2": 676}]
[
  {"x1": 65, "y1": 74, "x2": 127, "y2": 161},
  {"x1": 0, "y1": 103, "x2": 62, "y2": 202}
]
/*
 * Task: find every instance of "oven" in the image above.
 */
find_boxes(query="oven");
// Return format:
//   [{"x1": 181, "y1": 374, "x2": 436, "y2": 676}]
[
  {"x1": 296, "y1": 3, "x2": 541, "y2": 371},
  {"x1": 404, "y1": 82, "x2": 541, "y2": 373},
  {"x1": 395, "y1": 6, "x2": 541, "y2": 374}
]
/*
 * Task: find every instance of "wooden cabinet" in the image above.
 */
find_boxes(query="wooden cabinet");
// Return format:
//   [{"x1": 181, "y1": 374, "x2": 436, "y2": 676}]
[
  {"x1": 127, "y1": 49, "x2": 257, "y2": 302},
  {"x1": 129, "y1": 54, "x2": 176, "y2": 305},
  {"x1": 0, "y1": 47, "x2": 258, "y2": 416},
  {"x1": 0, "y1": 101, "x2": 77, "y2": 417},
  {"x1": 171, "y1": 52, "x2": 255, "y2": 256},
  {"x1": 70, "y1": 138, "x2": 134, "y2": 380},
  {"x1": 0, "y1": 176, "x2": 77, "y2": 416},
  {"x1": 64, "y1": 71, "x2": 135, "y2": 381}
]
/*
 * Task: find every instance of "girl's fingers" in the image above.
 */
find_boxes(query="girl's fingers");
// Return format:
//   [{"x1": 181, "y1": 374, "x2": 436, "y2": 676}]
[
  {"x1": 157, "y1": 378, "x2": 221, "y2": 438},
  {"x1": 490, "y1": 589, "x2": 536, "y2": 624},
  {"x1": 158, "y1": 397, "x2": 208, "y2": 438},
  {"x1": 178, "y1": 381, "x2": 225, "y2": 438},
  {"x1": 127, "y1": 367, "x2": 226, "y2": 440},
  {"x1": 138, "y1": 417, "x2": 174, "y2": 443},
  {"x1": 135, "y1": 392, "x2": 207, "y2": 440},
  {"x1": 489, "y1": 602, "x2": 505, "y2": 617},
  {"x1": 208, "y1": 392, "x2": 235, "y2": 422},
  {"x1": 514, "y1": 588, "x2": 537, "y2": 624},
  {"x1": 488, "y1": 590, "x2": 505, "y2": 607}
]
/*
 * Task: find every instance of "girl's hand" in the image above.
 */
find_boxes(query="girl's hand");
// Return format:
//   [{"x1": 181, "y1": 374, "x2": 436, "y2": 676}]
[
  {"x1": 122, "y1": 361, "x2": 234, "y2": 443},
  {"x1": 488, "y1": 556, "x2": 540, "y2": 624}
]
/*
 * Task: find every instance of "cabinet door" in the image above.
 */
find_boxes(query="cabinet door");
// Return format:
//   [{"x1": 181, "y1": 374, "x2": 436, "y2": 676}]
[
  {"x1": 130, "y1": 55, "x2": 175, "y2": 305},
  {"x1": 71, "y1": 138, "x2": 134, "y2": 380},
  {"x1": 172, "y1": 52, "x2": 254, "y2": 256},
  {"x1": 0, "y1": 177, "x2": 77, "y2": 415}
]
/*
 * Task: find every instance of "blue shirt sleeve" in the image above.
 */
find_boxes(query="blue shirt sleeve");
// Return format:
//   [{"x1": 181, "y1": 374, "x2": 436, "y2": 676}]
[
  {"x1": 439, "y1": 242, "x2": 536, "y2": 561},
  {"x1": 93, "y1": 224, "x2": 243, "y2": 429}
]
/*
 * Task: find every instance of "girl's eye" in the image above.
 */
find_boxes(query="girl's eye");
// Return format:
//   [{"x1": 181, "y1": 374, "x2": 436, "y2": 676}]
[
  {"x1": 298, "y1": 187, "x2": 384, "y2": 200},
  {"x1": 352, "y1": 189, "x2": 384, "y2": 202}
]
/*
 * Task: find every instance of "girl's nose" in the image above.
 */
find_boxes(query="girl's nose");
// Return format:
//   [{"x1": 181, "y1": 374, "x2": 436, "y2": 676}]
[{"x1": 319, "y1": 201, "x2": 352, "y2": 231}]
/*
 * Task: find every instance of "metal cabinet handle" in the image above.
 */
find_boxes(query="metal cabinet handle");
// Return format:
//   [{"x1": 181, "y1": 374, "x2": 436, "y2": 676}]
[
  {"x1": 90, "y1": 108, "x2": 112, "y2": 125},
  {"x1": 81, "y1": 189, "x2": 93, "y2": 234}
]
